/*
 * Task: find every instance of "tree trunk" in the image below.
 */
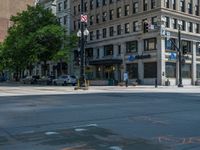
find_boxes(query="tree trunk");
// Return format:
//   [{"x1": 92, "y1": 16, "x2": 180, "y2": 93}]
[
  {"x1": 60, "y1": 59, "x2": 63, "y2": 75},
  {"x1": 44, "y1": 61, "x2": 47, "y2": 76},
  {"x1": 15, "y1": 66, "x2": 19, "y2": 81}
]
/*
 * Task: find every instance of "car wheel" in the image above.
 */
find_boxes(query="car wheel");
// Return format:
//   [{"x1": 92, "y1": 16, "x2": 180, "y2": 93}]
[
  {"x1": 72, "y1": 83, "x2": 75, "y2": 86},
  {"x1": 53, "y1": 81, "x2": 57, "y2": 85}
]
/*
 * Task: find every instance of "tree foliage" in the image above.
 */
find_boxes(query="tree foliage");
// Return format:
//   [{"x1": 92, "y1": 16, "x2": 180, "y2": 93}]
[{"x1": 2, "y1": 4, "x2": 76, "y2": 78}]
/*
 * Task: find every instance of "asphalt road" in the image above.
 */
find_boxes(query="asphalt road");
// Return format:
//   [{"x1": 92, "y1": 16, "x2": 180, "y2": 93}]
[{"x1": 0, "y1": 86, "x2": 200, "y2": 150}]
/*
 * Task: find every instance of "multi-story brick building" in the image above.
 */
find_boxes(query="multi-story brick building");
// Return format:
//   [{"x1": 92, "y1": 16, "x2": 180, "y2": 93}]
[
  {"x1": 0, "y1": 0, "x2": 34, "y2": 42},
  {"x1": 72, "y1": 0, "x2": 200, "y2": 85}
]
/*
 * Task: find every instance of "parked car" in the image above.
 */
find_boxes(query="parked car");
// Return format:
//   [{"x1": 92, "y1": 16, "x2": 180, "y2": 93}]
[
  {"x1": 52, "y1": 75, "x2": 77, "y2": 86},
  {"x1": 21, "y1": 75, "x2": 40, "y2": 84},
  {"x1": 46, "y1": 75, "x2": 56, "y2": 85}
]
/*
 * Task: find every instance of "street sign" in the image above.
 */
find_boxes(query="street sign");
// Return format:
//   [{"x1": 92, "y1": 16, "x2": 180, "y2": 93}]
[
  {"x1": 169, "y1": 52, "x2": 177, "y2": 60},
  {"x1": 128, "y1": 55, "x2": 135, "y2": 61},
  {"x1": 81, "y1": 15, "x2": 88, "y2": 23}
]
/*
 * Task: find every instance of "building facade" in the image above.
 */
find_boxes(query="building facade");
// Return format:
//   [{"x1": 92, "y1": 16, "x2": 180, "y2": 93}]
[
  {"x1": 72, "y1": 0, "x2": 200, "y2": 85},
  {"x1": 0, "y1": 0, "x2": 34, "y2": 42}
]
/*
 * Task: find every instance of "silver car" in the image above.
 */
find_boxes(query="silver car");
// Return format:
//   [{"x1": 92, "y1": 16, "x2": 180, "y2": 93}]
[{"x1": 52, "y1": 75, "x2": 77, "y2": 86}]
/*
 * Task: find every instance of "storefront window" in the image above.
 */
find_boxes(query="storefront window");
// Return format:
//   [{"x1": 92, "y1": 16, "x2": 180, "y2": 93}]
[
  {"x1": 182, "y1": 64, "x2": 191, "y2": 78},
  {"x1": 197, "y1": 64, "x2": 200, "y2": 78},
  {"x1": 165, "y1": 38, "x2": 176, "y2": 51},
  {"x1": 126, "y1": 63, "x2": 138, "y2": 79},
  {"x1": 144, "y1": 62, "x2": 157, "y2": 78},
  {"x1": 166, "y1": 62, "x2": 176, "y2": 78}
]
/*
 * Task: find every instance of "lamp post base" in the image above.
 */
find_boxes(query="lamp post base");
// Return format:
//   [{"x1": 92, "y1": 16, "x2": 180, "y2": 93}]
[
  {"x1": 178, "y1": 84, "x2": 184, "y2": 87},
  {"x1": 79, "y1": 75, "x2": 85, "y2": 87}
]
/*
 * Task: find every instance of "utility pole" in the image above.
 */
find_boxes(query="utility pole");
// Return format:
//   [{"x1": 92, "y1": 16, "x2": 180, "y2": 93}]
[
  {"x1": 80, "y1": 0, "x2": 85, "y2": 86},
  {"x1": 178, "y1": 24, "x2": 183, "y2": 87}
]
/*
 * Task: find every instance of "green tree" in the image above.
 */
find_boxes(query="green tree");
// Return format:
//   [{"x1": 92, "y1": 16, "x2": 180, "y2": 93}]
[
  {"x1": 2, "y1": 4, "x2": 75, "y2": 80},
  {"x1": 53, "y1": 33, "x2": 77, "y2": 75}
]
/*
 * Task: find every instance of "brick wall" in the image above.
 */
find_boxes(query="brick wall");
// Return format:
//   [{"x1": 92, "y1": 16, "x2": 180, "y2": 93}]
[{"x1": 0, "y1": 0, "x2": 34, "y2": 42}]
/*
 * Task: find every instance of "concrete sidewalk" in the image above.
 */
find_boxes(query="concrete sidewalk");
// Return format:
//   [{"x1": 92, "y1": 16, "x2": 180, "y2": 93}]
[{"x1": 0, "y1": 83, "x2": 200, "y2": 97}]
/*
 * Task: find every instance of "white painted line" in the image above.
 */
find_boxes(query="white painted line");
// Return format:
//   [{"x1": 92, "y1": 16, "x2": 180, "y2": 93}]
[
  {"x1": 109, "y1": 146, "x2": 123, "y2": 150},
  {"x1": 74, "y1": 128, "x2": 87, "y2": 132},
  {"x1": 45, "y1": 132, "x2": 59, "y2": 135}
]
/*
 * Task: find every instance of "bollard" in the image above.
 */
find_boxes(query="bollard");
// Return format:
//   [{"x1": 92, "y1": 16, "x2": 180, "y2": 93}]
[{"x1": 155, "y1": 78, "x2": 158, "y2": 88}]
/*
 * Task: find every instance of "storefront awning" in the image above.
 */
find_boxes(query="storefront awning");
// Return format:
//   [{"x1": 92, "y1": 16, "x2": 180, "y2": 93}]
[{"x1": 89, "y1": 59, "x2": 122, "y2": 65}]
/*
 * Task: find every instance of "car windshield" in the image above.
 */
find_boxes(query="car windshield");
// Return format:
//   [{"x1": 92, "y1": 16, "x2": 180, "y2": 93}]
[{"x1": 60, "y1": 75, "x2": 68, "y2": 79}]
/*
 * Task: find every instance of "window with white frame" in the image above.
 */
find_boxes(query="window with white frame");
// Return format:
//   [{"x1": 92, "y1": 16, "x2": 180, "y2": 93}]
[
  {"x1": 172, "y1": 18, "x2": 177, "y2": 29},
  {"x1": 143, "y1": 0, "x2": 148, "y2": 11},
  {"x1": 165, "y1": 16, "x2": 170, "y2": 28},
  {"x1": 180, "y1": 0, "x2": 185, "y2": 12},
  {"x1": 64, "y1": 0, "x2": 67, "y2": 9},
  {"x1": 126, "y1": 41, "x2": 138, "y2": 53},
  {"x1": 96, "y1": 14, "x2": 100, "y2": 23},
  {"x1": 172, "y1": 0, "x2": 176, "y2": 10},
  {"x1": 117, "y1": 25, "x2": 122, "y2": 35},
  {"x1": 125, "y1": 23, "x2": 130, "y2": 33},
  {"x1": 96, "y1": 30, "x2": 100, "y2": 39},
  {"x1": 102, "y1": 0, "x2": 107, "y2": 6},
  {"x1": 104, "y1": 45, "x2": 113, "y2": 56},
  {"x1": 102, "y1": 12, "x2": 107, "y2": 22},
  {"x1": 125, "y1": 5, "x2": 130, "y2": 16},
  {"x1": 109, "y1": 26, "x2": 114, "y2": 36},
  {"x1": 195, "y1": 0, "x2": 199, "y2": 16},
  {"x1": 133, "y1": 2, "x2": 138, "y2": 14},
  {"x1": 109, "y1": 9, "x2": 114, "y2": 20},
  {"x1": 195, "y1": 23, "x2": 200, "y2": 33},
  {"x1": 117, "y1": 7, "x2": 122, "y2": 18},
  {"x1": 133, "y1": 21, "x2": 138, "y2": 32},
  {"x1": 90, "y1": 0, "x2": 94, "y2": 10},
  {"x1": 151, "y1": 16, "x2": 157, "y2": 26},
  {"x1": 188, "y1": 22, "x2": 193, "y2": 32},
  {"x1": 164, "y1": 0, "x2": 169, "y2": 8},
  {"x1": 90, "y1": 15, "x2": 94, "y2": 25},
  {"x1": 151, "y1": 0, "x2": 156, "y2": 9},
  {"x1": 144, "y1": 38, "x2": 157, "y2": 51},
  {"x1": 188, "y1": 0, "x2": 193, "y2": 14},
  {"x1": 103, "y1": 28, "x2": 107, "y2": 38}
]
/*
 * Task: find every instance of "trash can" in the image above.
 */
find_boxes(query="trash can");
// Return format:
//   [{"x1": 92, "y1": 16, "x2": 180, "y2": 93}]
[{"x1": 165, "y1": 79, "x2": 170, "y2": 86}]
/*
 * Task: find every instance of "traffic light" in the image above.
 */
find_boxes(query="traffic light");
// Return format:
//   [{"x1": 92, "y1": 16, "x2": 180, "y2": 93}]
[
  {"x1": 182, "y1": 45, "x2": 188, "y2": 55},
  {"x1": 143, "y1": 21, "x2": 149, "y2": 33}
]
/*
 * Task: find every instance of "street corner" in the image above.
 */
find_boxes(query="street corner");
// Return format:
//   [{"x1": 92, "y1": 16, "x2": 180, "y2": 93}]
[{"x1": 0, "y1": 125, "x2": 168, "y2": 150}]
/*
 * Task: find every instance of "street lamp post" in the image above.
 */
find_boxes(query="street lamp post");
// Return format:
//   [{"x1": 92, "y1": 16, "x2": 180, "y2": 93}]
[
  {"x1": 77, "y1": 0, "x2": 89, "y2": 87},
  {"x1": 178, "y1": 22, "x2": 183, "y2": 87}
]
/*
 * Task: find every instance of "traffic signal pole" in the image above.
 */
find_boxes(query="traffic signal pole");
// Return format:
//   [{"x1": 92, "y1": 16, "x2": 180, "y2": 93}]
[{"x1": 178, "y1": 25, "x2": 183, "y2": 87}]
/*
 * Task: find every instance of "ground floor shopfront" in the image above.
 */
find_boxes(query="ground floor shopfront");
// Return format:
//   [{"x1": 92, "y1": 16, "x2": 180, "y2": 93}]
[{"x1": 73, "y1": 34, "x2": 200, "y2": 86}]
